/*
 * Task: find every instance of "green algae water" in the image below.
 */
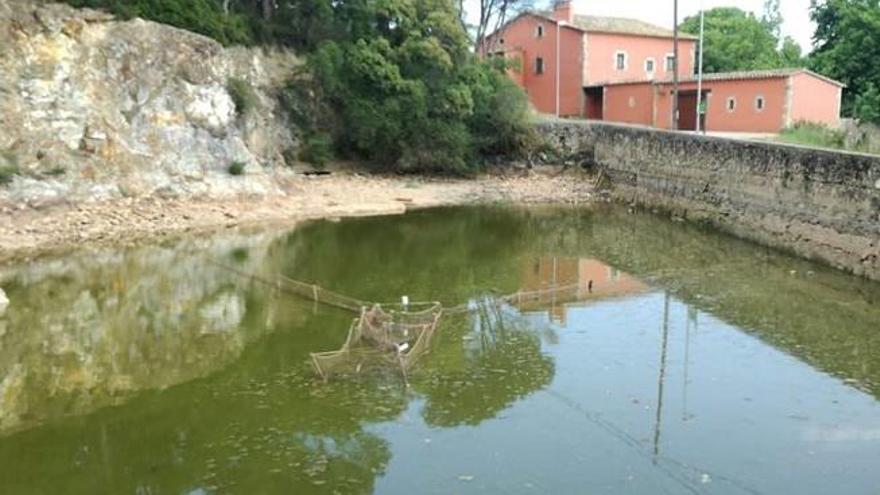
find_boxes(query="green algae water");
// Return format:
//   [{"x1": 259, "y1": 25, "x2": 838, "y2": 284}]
[{"x1": 1, "y1": 206, "x2": 880, "y2": 494}]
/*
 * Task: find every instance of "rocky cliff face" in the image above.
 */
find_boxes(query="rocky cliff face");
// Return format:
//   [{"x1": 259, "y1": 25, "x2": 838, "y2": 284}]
[{"x1": 0, "y1": 0, "x2": 299, "y2": 209}]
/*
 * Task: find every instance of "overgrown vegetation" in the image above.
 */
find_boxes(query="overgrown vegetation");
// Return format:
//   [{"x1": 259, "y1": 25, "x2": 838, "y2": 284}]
[
  {"x1": 299, "y1": 133, "x2": 334, "y2": 168},
  {"x1": 0, "y1": 151, "x2": 19, "y2": 185},
  {"x1": 778, "y1": 121, "x2": 880, "y2": 155},
  {"x1": 226, "y1": 77, "x2": 258, "y2": 116},
  {"x1": 58, "y1": 0, "x2": 535, "y2": 174},
  {"x1": 227, "y1": 161, "x2": 246, "y2": 175},
  {"x1": 0, "y1": 164, "x2": 18, "y2": 185},
  {"x1": 810, "y1": 0, "x2": 880, "y2": 124},
  {"x1": 62, "y1": 0, "x2": 256, "y2": 45}
]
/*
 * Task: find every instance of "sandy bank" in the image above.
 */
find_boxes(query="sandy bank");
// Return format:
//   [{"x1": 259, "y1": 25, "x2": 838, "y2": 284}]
[{"x1": 0, "y1": 168, "x2": 594, "y2": 264}]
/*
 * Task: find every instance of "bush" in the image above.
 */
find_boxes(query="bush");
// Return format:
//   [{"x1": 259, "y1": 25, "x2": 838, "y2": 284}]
[
  {"x1": 0, "y1": 151, "x2": 18, "y2": 185},
  {"x1": 227, "y1": 161, "x2": 246, "y2": 175},
  {"x1": 299, "y1": 133, "x2": 334, "y2": 168},
  {"x1": 227, "y1": 77, "x2": 258, "y2": 116},
  {"x1": 60, "y1": 0, "x2": 256, "y2": 45}
]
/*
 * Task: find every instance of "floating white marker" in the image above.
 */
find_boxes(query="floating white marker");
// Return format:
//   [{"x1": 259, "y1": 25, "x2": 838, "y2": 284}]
[{"x1": 401, "y1": 295, "x2": 409, "y2": 306}]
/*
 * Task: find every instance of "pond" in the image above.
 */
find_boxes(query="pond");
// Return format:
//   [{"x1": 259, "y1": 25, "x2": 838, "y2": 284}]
[{"x1": 1, "y1": 206, "x2": 879, "y2": 494}]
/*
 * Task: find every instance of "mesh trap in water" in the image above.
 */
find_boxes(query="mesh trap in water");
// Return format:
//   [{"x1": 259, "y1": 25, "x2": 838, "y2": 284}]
[{"x1": 310, "y1": 302, "x2": 443, "y2": 381}]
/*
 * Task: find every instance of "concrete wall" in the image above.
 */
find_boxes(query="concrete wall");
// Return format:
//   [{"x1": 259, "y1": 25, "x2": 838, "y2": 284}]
[{"x1": 537, "y1": 120, "x2": 880, "y2": 280}]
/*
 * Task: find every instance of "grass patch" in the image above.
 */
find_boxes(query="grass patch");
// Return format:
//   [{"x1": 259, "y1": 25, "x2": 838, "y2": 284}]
[
  {"x1": 44, "y1": 166, "x2": 67, "y2": 177},
  {"x1": 0, "y1": 164, "x2": 18, "y2": 185},
  {"x1": 227, "y1": 77, "x2": 258, "y2": 117},
  {"x1": 0, "y1": 151, "x2": 19, "y2": 185},
  {"x1": 227, "y1": 161, "x2": 246, "y2": 176},
  {"x1": 777, "y1": 121, "x2": 880, "y2": 155},
  {"x1": 778, "y1": 122, "x2": 846, "y2": 150}
]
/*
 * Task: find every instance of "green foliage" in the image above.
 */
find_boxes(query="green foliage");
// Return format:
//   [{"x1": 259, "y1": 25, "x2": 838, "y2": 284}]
[
  {"x1": 778, "y1": 121, "x2": 880, "y2": 155},
  {"x1": 809, "y1": 0, "x2": 880, "y2": 122},
  {"x1": 227, "y1": 161, "x2": 246, "y2": 175},
  {"x1": 305, "y1": 0, "x2": 532, "y2": 174},
  {"x1": 60, "y1": 0, "x2": 533, "y2": 173},
  {"x1": 300, "y1": 133, "x2": 334, "y2": 167},
  {"x1": 226, "y1": 77, "x2": 258, "y2": 116},
  {"x1": 0, "y1": 165, "x2": 18, "y2": 185},
  {"x1": 44, "y1": 166, "x2": 67, "y2": 177},
  {"x1": 0, "y1": 151, "x2": 18, "y2": 185},
  {"x1": 779, "y1": 36, "x2": 804, "y2": 67},
  {"x1": 680, "y1": 7, "x2": 798, "y2": 72},
  {"x1": 61, "y1": 0, "x2": 256, "y2": 45},
  {"x1": 853, "y1": 82, "x2": 880, "y2": 124},
  {"x1": 778, "y1": 122, "x2": 846, "y2": 149}
]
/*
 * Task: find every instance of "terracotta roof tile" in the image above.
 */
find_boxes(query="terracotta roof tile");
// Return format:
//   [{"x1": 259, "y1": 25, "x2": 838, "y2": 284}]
[{"x1": 571, "y1": 14, "x2": 699, "y2": 40}]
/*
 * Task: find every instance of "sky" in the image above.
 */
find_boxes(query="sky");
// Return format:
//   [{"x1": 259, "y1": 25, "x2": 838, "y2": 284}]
[{"x1": 464, "y1": 0, "x2": 816, "y2": 52}]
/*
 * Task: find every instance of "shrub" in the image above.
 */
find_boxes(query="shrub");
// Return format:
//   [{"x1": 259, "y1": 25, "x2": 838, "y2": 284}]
[
  {"x1": 60, "y1": 0, "x2": 256, "y2": 45},
  {"x1": 299, "y1": 133, "x2": 334, "y2": 168},
  {"x1": 227, "y1": 77, "x2": 258, "y2": 116},
  {"x1": 0, "y1": 151, "x2": 18, "y2": 185},
  {"x1": 227, "y1": 161, "x2": 246, "y2": 175},
  {"x1": 45, "y1": 166, "x2": 67, "y2": 177}
]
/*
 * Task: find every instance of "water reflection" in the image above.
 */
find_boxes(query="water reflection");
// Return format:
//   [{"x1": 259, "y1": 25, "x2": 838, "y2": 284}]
[
  {"x1": 0, "y1": 230, "x2": 296, "y2": 434},
  {"x1": 0, "y1": 206, "x2": 879, "y2": 494}
]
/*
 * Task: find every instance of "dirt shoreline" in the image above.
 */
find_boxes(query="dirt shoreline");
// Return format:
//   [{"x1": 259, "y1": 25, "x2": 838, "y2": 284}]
[{"x1": 0, "y1": 168, "x2": 595, "y2": 264}]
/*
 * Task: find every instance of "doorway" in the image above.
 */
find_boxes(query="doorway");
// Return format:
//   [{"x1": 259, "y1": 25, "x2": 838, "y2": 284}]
[
  {"x1": 585, "y1": 87, "x2": 604, "y2": 120},
  {"x1": 677, "y1": 90, "x2": 708, "y2": 131}
]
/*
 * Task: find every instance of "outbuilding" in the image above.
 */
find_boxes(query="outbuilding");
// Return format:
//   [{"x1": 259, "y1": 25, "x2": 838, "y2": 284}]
[{"x1": 598, "y1": 68, "x2": 845, "y2": 132}]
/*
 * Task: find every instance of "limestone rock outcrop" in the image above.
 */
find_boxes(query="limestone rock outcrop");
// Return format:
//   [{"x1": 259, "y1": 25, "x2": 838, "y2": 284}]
[{"x1": 0, "y1": 0, "x2": 300, "y2": 208}]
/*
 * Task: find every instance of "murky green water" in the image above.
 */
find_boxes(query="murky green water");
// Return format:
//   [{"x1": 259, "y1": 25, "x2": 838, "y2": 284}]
[{"x1": 1, "y1": 206, "x2": 880, "y2": 494}]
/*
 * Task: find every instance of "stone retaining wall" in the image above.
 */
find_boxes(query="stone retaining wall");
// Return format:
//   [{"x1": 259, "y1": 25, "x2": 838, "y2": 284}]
[{"x1": 538, "y1": 120, "x2": 880, "y2": 280}]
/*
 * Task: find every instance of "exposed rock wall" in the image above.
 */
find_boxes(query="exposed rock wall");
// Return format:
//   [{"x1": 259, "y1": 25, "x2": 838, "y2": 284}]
[
  {"x1": 0, "y1": 0, "x2": 299, "y2": 209},
  {"x1": 538, "y1": 120, "x2": 880, "y2": 280}
]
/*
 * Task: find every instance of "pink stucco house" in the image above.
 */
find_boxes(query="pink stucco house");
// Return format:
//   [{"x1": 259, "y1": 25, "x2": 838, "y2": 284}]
[{"x1": 483, "y1": 1, "x2": 844, "y2": 132}]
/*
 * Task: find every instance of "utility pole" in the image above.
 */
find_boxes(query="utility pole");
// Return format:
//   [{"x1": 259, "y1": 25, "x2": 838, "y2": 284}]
[
  {"x1": 695, "y1": 0, "x2": 705, "y2": 132},
  {"x1": 672, "y1": 0, "x2": 680, "y2": 130}
]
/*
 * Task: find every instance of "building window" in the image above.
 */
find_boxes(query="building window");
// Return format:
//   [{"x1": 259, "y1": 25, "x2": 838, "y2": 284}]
[
  {"x1": 645, "y1": 58, "x2": 655, "y2": 74},
  {"x1": 665, "y1": 54, "x2": 676, "y2": 72},
  {"x1": 615, "y1": 51, "x2": 628, "y2": 71},
  {"x1": 535, "y1": 56, "x2": 544, "y2": 75},
  {"x1": 727, "y1": 97, "x2": 737, "y2": 112},
  {"x1": 536, "y1": 24, "x2": 544, "y2": 37},
  {"x1": 628, "y1": 96, "x2": 637, "y2": 108},
  {"x1": 755, "y1": 95, "x2": 765, "y2": 111},
  {"x1": 499, "y1": 38, "x2": 505, "y2": 45}
]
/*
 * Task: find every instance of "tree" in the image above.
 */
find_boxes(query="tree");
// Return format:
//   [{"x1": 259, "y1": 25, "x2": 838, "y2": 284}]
[
  {"x1": 809, "y1": 0, "x2": 880, "y2": 122},
  {"x1": 779, "y1": 36, "x2": 804, "y2": 67},
  {"x1": 680, "y1": 7, "x2": 782, "y2": 73},
  {"x1": 469, "y1": 0, "x2": 535, "y2": 52},
  {"x1": 308, "y1": 0, "x2": 531, "y2": 173},
  {"x1": 762, "y1": 0, "x2": 783, "y2": 40}
]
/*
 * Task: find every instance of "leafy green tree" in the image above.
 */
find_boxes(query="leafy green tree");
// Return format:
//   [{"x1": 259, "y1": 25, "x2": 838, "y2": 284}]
[
  {"x1": 680, "y1": 7, "x2": 782, "y2": 73},
  {"x1": 779, "y1": 36, "x2": 805, "y2": 67},
  {"x1": 761, "y1": 0, "x2": 783, "y2": 40},
  {"x1": 809, "y1": 0, "x2": 880, "y2": 122},
  {"x1": 307, "y1": 0, "x2": 531, "y2": 173}
]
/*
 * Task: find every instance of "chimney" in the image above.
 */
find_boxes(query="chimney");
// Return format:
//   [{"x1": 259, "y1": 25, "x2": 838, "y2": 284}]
[{"x1": 552, "y1": 0, "x2": 574, "y2": 23}]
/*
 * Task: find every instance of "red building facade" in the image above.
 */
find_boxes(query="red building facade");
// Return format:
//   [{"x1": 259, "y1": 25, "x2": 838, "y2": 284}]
[{"x1": 484, "y1": 1, "x2": 843, "y2": 132}]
